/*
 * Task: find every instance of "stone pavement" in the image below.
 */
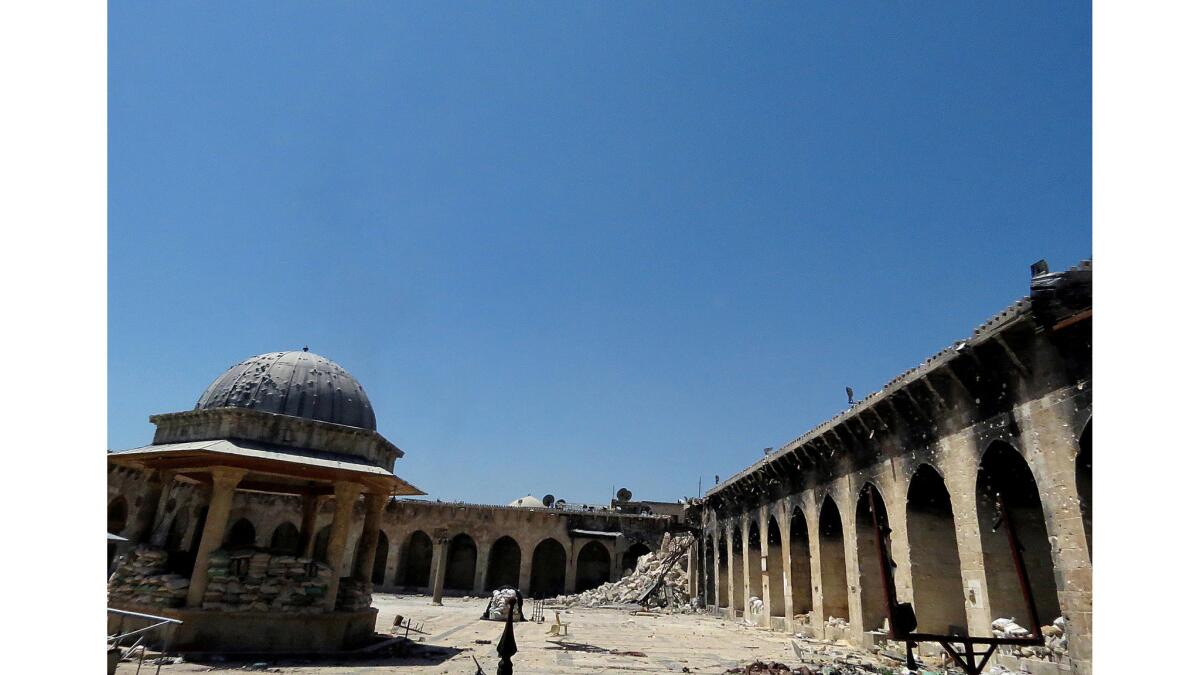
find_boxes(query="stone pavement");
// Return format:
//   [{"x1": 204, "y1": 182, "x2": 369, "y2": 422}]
[{"x1": 117, "y1": 592, "x2": 807, "y2": 674}]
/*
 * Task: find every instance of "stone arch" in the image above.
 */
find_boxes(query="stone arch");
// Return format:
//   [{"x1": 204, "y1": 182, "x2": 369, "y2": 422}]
[
  {"x1": 730, "y1": 525, "x2": 745, "y2": 612},
  {"x1": 1077, "y1": 419, "x2": 1092, "y2": 559},
  {"x1": 818, "y1": 495, "x2": 849, "y2": 621},
  {"x1": 789, "y1": 504, "x2": 813, "y2": 614},
  {"x1": 226, "y1": 517, "x2": 257, "y2": 549},
  {"x1": 718, "y1": 531, "x2": 732, "y2": 609},
  {"x1": 907, "y1": 464, "x2": 967, "y2": 634},
  {"x1": 269, "y1": 521, "x2": 301, "y2": 555},
  {"x1": 529, "y1": 538, "x2": 567, "y2": 598},
  {"x1": 748, "y1": 519, "x2": 764, "y2": 612},
  {"x1": 855, "y1": 484, "x2": 890, "y2": 632},
  {"x1": 107, "y1": 496, "x2": 128, "y2": 535},
  {"x1": 485, "y1": 536, "x2": 522, "y2": 590},
  {"x1": 576, "y1": 540, "x2": 611, "y2": 592},
  {"x1": 372, "y1": 531, "x2": 389, "y2": 584},
  {"x1": 976, "y1": 440, "x2": 1061, "y2": 627},
  {"x1": 766, "y1": 514, "x2": 785, "y2": 619},
  {"x1": 621, "y1": 542, "x2": 652, "y2": 576},
  {"x1": 445, "y1": 533, "x2": 478, "y2": 591},
  {"x1": 314, "y1": 525, "x2": 332, "y2": 564},
  {"x1": 400, "y1": 531, "x2": 433, "y2": 588}
]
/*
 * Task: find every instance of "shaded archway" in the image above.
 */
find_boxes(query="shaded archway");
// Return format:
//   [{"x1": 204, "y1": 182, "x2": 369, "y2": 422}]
[
  {"x1": 748, "y1": 520, "x2": 764, "y2": 611},
  {"x1": 789, "y1": 505, "x2": 813, "y2": 614},
  {"x1": 269, "y1": 521, "x2": 301, "y2": 555},
  {"x1": 907, "y1": 465, "x2": 967, "y2": 634},
  {"x1": 855, "y1": 485, "x2": 890, "y2": 632},
  {"x1": 445, "y1": 533, "x2": 477, "y2": 591},
  {"x1": 976, "y1": 441, "x2": 1061, "y2": 627},
  {"x1": 107, "y1": 497, "x2": 128, "y2": 535},
  {"x1": 226, "y1": 518, "x2": 257, "y2": 549},
  {"x1": 314, "y1": 525, "x2": 331, "y2": 564},
  {"x1": 486, "y1": 536, "x2": 521, "y2": 590},
  {"x1": 400, "y1": 531, "x2": 433, "y2": 588},
  {"x1": 621, "y1": 542, "x2": 652, "y2": 576},
  {"x1": 576, "y1": 541, "x2": 611, "y2": 592},
  {"x1": 766, "y1": 515, "x2": 785, "y2": 618},
  {"x1": 730, "y1": 526, "x2": 745, "y2": 611},
  {"x1": 529, "y1": 538, "x2": 567, "y2": 598},
  {"x1": 372, "y1": 531, "x2": 389, "y2": 585},
  {"x1": 818, "y1": 495, "x2": 849, "y2": 621},
  {"x1": 1077, "y1": 420, "x2": 1092, "y2": 559}
]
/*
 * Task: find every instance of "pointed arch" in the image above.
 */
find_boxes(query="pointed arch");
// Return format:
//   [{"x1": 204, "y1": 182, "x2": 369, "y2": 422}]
[
  {"x1": 269, "y1": 521, "x2": 301, "y2": 555},
  {"x1": 621, "y1": 542, "x2": 652, "y2": 576},
  {"x1": 372, "y1": 531, "x2": 389, "y2": 584},
  {"x1": 976, "y1": 441, "x2": 1061, "y2": 627},
  {"x1": 818, "y1": 495, "x2": 849, "y2": 621},
  {"x1": 226, "y1": 518, "x2": 257, "y2": 549},
  {"x1": 766, "y1": 514, "x2": 785, "y2": 618},
  {"x1": 400, "y1": 531, "x2": 433, "y2": 588},
  {"x1": 730, "y1": 525, "x2": 745, "y2": 612},
  {"x1": 907, "y1": 464, "x2": 967, "y2": 633},
  {"x1": 855, "y1": 484, "x2": 890, "y2": 632},
  {"x1": 445, "y1": 533, "x2": 477, "y2": 591},
  {"x1": 529, "y1": 538, "x2": 567, "y2": 598},
  {"x1": 485, "y1": 536, "x2": 522, "y2": 590},
  {"x1": 1077, "y1": 419, "x2": 1092, "y2": 559},
  {"x1": 576, "y1": 540, "x2": 611, "y2": 592},
  {"x1": 789, "y1": 505, "x2": 813, "y2": 614}
]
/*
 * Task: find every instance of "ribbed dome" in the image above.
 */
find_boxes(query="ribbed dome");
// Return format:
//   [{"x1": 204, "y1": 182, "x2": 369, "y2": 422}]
[
  {"x1": 195, "y1": 351, "x2": 376, "y2": 430},
  {"x1": 509, "y1": 495, "x2": 545, "y2": 508}
]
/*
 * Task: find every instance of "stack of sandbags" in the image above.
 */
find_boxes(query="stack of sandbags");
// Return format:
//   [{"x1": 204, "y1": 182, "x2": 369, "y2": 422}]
[
  {"x1": 992, "y1": 617, "x2": 1068, "y2": 660},
  {"x1": 336, "y1": 578, "x2": 373, "y2": 611},
  {"x1": 202, "y1": 548, "x2": 333, "y2": 613},
  {"x1": 107, "y1": 546, "x2": 190, "y2": 608},
  {"x1": 553, "y1": 533, "x2": 696, "y2": 612}
]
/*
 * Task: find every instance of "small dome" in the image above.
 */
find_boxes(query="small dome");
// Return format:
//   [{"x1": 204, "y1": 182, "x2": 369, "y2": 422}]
[
  {"x1": 509, "y1": 495, "x2": 544, "y2": 508},
  {"x1": 195, "y1": 351, "x2": 376, "y2": 430}
]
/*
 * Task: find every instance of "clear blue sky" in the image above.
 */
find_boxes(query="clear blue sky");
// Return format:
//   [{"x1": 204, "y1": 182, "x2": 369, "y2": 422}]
[{"x1": 109, "y1": 2, "x2": 1091, "y2": 505}]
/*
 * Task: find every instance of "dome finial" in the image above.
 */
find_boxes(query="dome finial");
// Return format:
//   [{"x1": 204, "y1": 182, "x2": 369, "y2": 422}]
[{"x1": 302, "y1": 345, "x2": 309, "y2": 352}]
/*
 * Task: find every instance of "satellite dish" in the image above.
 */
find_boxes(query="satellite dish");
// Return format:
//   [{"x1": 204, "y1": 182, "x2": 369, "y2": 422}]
[
  {"x1": 617, "y1": 488, "x2": 633, "y2": 502},
  {"x1": 542, "y1": 494, "x2": 555, "y2": 507}
]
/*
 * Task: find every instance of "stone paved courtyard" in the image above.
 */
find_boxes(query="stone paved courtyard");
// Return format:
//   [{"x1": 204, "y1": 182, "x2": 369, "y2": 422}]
[{"x1": 118, "y1": 592, "x2": 806, "y2": 674}]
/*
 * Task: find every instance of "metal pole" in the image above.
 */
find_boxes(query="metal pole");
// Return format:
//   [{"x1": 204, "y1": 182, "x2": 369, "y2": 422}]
[{"x1": 995, "y1": 491, "x2": 1044, "y2": 639}]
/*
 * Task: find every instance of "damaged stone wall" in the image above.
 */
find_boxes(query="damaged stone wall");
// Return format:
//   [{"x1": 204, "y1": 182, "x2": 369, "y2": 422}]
[{"x1": 699, "y1": 267, "x2": 1092, "y2": 675}]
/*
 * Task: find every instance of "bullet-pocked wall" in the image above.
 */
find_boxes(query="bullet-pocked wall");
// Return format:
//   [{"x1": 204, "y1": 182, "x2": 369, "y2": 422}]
[{"x1": 699, "y1": 264, "x2": 1092, "y2": 675}]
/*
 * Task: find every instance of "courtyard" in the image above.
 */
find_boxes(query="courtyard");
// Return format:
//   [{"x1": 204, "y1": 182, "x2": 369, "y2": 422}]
[{"x1": 117, "y1": 593, "x2": 838, "y2": 674}]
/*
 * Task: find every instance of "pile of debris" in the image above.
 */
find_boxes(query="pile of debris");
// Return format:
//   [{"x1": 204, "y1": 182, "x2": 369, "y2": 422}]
[
  {"x1": 107, "y1": 546, "x2": 190, "y2": 608},
  {"x1": 991, "y1": 616, "x2": 1069, "y2": 660},
  {"x1": 725, "y1": 661, "x2": 813, "y2": 674},
  {"x1": 553, "y1": 533, "x2": 695, "y2": 610},
  {"x1": 201, "y1": 549, "x2": 334, "y2": 612}
]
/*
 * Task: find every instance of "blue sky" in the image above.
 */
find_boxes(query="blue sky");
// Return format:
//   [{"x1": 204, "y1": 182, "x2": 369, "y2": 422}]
[{"x1": 109, "y1": 2, "x2": 1090, "y2": 505}]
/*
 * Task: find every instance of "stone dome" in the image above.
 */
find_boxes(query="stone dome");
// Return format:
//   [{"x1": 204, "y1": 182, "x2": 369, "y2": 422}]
[
  {"x1": 509, "y1": 495, "x2": 545, "y2": 508},
  {"x1": 195, "y1": 350, "x2": 377, "y2": 430}
]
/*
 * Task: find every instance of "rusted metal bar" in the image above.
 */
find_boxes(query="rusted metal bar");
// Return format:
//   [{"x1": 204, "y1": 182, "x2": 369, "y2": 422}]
[{"x1": 996, "y1": 491, "x2": 1044, "y2": 640}]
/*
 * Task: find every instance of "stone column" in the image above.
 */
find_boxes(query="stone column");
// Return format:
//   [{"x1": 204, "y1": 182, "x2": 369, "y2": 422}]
[
  {"x1": 758, "y1": 506, "x2": 771, "y2": 627},
  {"x1": 147, "y1": 470, "x2": 178, "y2": 547},
  {"x1": 1016, "y1": 399, "x2": 1093, "y2": 675},
  {"x1": 805, "y1": 495, "x2": 827, "y2": 639},
  {"x1": 841, "y1": 486, "x2": 866, "y2": 647},
  {"x1": 352, "y1": 492, "x2": 388, "y2": 582},
  {"x1": 709, "y1": 531, "x2": 720, "y2": 610},
  {"x1": 780, "y1": 503, "x2": 795, "y2": 633},
  {"x1": 299, "y1": 494, "x2": 320, "y2": 558},
  {"x1": 429, "y1": 531, "x2": 450, "y2": 605},
  {"x1": 740, "y1": 513, "x2": 753, "y2": 617},
  {"x1": 724, "y1": 524, "x2": 737, "y2": 617},
  {"x1": 322, "y1": 481, "x2": 364, "y2": 610},
  {"x1": 185, "y1": 467, "x2": 246, "y2": 607},
  {"x1": 564, "y1": 540, "x2": 578, "y2": 594},
  {"x1": 687, "y1": 543, "x2": 699, "y2": 607},
  {"x1": 473, "y1": 541, "x2": 490, "y2": 595},
  {"x1": 608, "y1": 541, "x2": 621, "y2": 582},
  {"x1": 941, "y1": 432, "x2": 994, "y2": 636},
  {"x1": 517, "y1": 547, "x2": 534, "y2": 596}
]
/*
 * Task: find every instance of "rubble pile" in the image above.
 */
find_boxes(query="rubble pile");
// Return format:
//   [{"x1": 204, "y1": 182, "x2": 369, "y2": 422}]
[
  {"x1": 107, "y1": 546, "x2": 190, "y2": 608},
  {"x1": 725, "y1": 661, "x2": 814, "y2": 674},
  {"x1": 991, "y1": 616, "x2": 1069, "y2": 660},
  {"x1": 553, "y1": 533, "x2": 695, "y2": 610},
  {"x1": 201, "y1": 549, "x2": 334, "y2": 612}
]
